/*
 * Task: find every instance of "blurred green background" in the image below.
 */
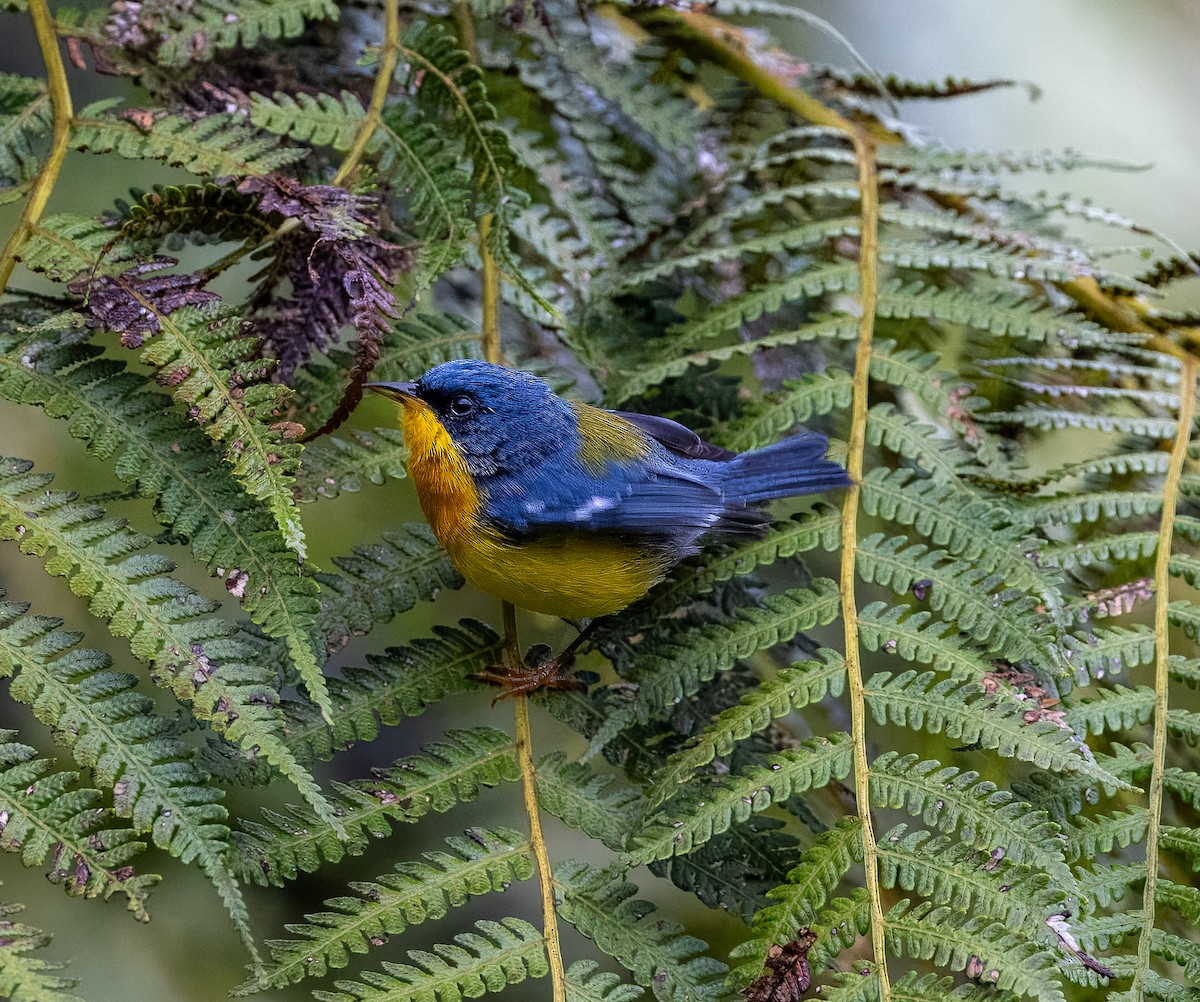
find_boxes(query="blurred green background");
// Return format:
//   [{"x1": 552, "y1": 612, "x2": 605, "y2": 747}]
[{"x1": 2, "y1": 3, "x2": 1199, "y2": 999}]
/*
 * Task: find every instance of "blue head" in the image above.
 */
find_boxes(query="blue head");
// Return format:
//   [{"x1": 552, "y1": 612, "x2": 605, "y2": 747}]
[{"x1": 370, "y1": 359, "x2": 576, "y2": 477}]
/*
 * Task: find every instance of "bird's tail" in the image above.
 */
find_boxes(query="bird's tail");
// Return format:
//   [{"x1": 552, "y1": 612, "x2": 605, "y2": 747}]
[{"x1": 725, "y1": 432, "x2": 851, "y2": 503}]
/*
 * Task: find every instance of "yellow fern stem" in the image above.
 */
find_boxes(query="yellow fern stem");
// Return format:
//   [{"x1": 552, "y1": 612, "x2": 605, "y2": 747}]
[
  {"x1": 1135, "y1": 353, "x2": 1196, "y2": 997},
  {"x1": 840, "y1": 130, "x2": 891, "y2": 1002},
  {"x1": 0, "y1": 0, "x2": 74, "y2": 295},
  {"x1": 333, "y1": 0, "x2": 399, "y2": 186}
]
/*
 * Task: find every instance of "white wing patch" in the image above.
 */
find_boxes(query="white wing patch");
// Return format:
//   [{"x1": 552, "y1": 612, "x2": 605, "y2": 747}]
[{"x1": 572, "y1": 495, "x2": 617, "y2": 520}]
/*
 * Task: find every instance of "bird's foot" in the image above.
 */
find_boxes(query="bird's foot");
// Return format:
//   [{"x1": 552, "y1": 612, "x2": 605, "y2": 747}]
[{"x1": 473, "y1": 643, "x2": 588, "y2": 701}]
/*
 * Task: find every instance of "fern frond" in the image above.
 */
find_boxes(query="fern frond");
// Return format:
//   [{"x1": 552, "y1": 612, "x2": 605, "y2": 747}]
[
  {"x1": 309, "y1": 916, "x2": 547, "y2": 1002},
  {"x1": 981, "y1": 408, "x2": 1175, "y2": 437},
  {"x1": 626, "y1": 732, "x2": 854, "y2": 864},
  {"x1": 234, "y1": 727, "x2": 519, "y2": 886},
  {"x1": 884, "y1": 899, "x2": 1067, "y2": 1002},
  {"x1": 136, "y1": 307, "x2": 309, "y2": 549},
  {"x1": 621, "y1": 215, "x2": 863, "y2": 286},
  {"x1": 587, "y1": 581, "x2": 842, "y2": 753},
  {"x1": 609, "y1": 314, "x2": 860, "y2": 403},
  {"x1": 866, "y1": 404, "x2": 976, "y2": 481},
  {"x1": 865, "y1": 671, "x2": 1123, "y2": 786},
  {"x1": 564, "y1": 960, "x2": 643, "y2": 1002},
  {"x1": 879, "y1": 144, "x2": 1141, "y2": 175},
  {"x1": 719, "y1": 371, "x2": 854, "y2": 451},
  {"x1": 1020, "y1": 490, "x2": 1164, "y2": 527},
  {"x1": 1064, "y1": 685, "x2": 1155, "y2": 735},
  {"x1": 1038, "y1": 532, "x2": 1159, "y2": 571},
  {"x1": 731, "y1": 817, "x2": 863, "y2": 983},
  {"x1": 647, "y1": 649, "x2": 846, "y2": 809},
  {"x1": 857, "y1": 603, "x2": 995, "y2": 680},
  {"x1": 0, "y1": 899, "x2": 82, "y2": 1002},
  {"x1": 877, "y1": 281, "x2": 1117, "y2": 347},
  {"x1": 1057, "y1": 625, "x2": 1155, "y2": 682},
  {"x1": 855, "y1": 533, "x2": 1051, "y2": 667},
  {"x1": 536, "y1": 755, "x2": 641, "y2": 852},
  {"x1": 859, "y1": 468, "x2": 1052, "y2": 598},
  {"x1": 0, "y1": 331, "x2": 324, "y2": 715},
  {"x1": 0, "y1": 457, "x2": 335, "y2": 835},
  {"x1": 878, "y1": 824, "x2": 1065, "y2": 931},
  {"x1": 307, "y1": 526, "x2": 462, "y2": 660},
  {"x1": 278, "y1": 622, "x2": 496, "y2": 767},
  {"x1": 0, "y1": 72, "x2": 50, "y2": 186},
  {"x1": 296, "y1": 427, "x2": 409, "y2": 501},
  {"x1": 642, "y1": 507, "x2": 842, "y2": 617},
  {"x1": 249, "y1": 91, "x2": 364, "y2": 150},
  {"x1": 554, "y1": 861, "x2": 728, "y2": 1001},
  {"x1": 0, "y1": 733, "x2": 154, "y2": 916},
  {"x1": 241, "y1": 828, "x2": 532, "y2": 993},
  {"x1": 133, "y1": 0, "x2": 338, "y2": 65},
  {"x1": 870, "y1": 753, "x2": 1074, "y2": 886},
  {"x1": 71, "y1": 102, "x2": 306, "y2": 177}
]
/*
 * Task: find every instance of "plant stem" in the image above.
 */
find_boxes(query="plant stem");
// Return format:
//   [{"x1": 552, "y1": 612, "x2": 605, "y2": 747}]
[
  {"x1": 456, "y1": 9, "x2": 561, "y2": 996},
  {"x1": 838, "y1": 128, "x2": 891, "y2": 1002},
  {"x1": 334, "y1": 0, "x2": 399, "y2": 186},
  {"x1": 0, "y1": 0, "x2": 74, "y2": 295},
  {"x1": 1135, "y1": 353, "x2": 1196, "y2": 997},
  {"x1": 644, "y1": 11, "x2": 891, "y2": 997}
]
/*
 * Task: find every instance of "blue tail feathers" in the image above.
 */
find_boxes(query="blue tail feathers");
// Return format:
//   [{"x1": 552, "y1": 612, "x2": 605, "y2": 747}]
[{"x1": 725, "y1": 432, "x2": 851, "y2": 503}]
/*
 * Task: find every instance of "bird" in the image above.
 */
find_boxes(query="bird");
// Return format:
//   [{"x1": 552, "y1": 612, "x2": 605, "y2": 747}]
[{"x1": 367, "y1": 359, "x2": 850, "y2": 691}]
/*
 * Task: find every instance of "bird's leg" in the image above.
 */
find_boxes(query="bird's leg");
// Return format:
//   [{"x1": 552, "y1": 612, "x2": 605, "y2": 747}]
[{"x1": 474, "y1": 617, "x2": 605, "y2": 699}]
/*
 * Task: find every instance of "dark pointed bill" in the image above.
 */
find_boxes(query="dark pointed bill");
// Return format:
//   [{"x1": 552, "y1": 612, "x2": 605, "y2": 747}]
[{"x1": 365, "y1": 381, "x2": 420, "y2": 402}]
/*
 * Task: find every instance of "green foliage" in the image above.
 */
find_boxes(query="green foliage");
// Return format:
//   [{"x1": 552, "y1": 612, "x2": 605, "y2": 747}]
[
  {"x1": 1, "y1": 1, "x2": 1198, "y2": 999},
  {"x1": 0, "y1": 896, "x2": 82, "y2": 1002}
]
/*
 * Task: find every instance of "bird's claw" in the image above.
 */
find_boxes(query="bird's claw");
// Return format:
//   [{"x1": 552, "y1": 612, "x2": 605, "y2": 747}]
[{"x1": 473, "y1": 643, "x2": 587, "y2": 702}]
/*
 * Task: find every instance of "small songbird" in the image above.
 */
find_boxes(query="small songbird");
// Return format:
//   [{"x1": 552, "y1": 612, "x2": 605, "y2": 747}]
[{"x1": 368, "y1": 360, "x2": 849, "y2": 686}]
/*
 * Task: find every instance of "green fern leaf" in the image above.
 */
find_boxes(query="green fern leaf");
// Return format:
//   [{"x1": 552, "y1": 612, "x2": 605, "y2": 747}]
[
  {"x1": 0, "y1": 72, "x2": 50, "y2": 186},
  {"x1": 235, "y1": 727, "x2": 519, "y2": 886},
  {"x1": 621, "y1": 216, "x2": 863, "y2": 286},
  {"x1": 884, "y1": 899, "x2": 1067, "y2": 1002},
  {"x1": 0, "y1": 733, "x2": 154, "y2": 916},
  {"x1": 588, "y1": 581, "x2": 842, "y2": 753},
  {"x1": 554, "y1": 861, "x2": 727, "y2": 1001},
  {"x1": 870, "y1": 753, "x2": 1074, "y2": 887},
  {"x1": 145, "y1": 0, "x2": 338, "y2": 65},
  {"x1": 1037, "y1": 532, "x2": 1159, "y2": 571},
  {"x1": 878, "y1": 824, "x2": 1066, "y2": 932},
  {"x1": 1019, "y1": 490, "x2": 1164, "y2": 527},
  {"x1": 279, "y1": 622, "x2": 496, "y2": 767},
  {"x1": 0, "y1": 332, "x2": 324, "y2": 721},
  {"x1": 564, "y1": 960, "x2": 643, "y2": 1002},
  {"x1": 536, "y1": 755, "x2": 641, "y2": 852},
  {"x1": 865, "y1": 671, "x2": 1124, "y2": 787},
  {"x1": 241, "y1": 827, "x2": 532, "y2": 992},
  {"x1": 0, "y1": 457, "x2": 336, "y2": 837},
  {"x1": 0, "y1": 898, "x2": 82, "y2": 1002},
  {"x1": 642, "y1": 507, "x2": 841, "y2": 617},
  {"x1": 982, "y1": 408, "x2": 1176, "y2": 437},
  {"x1": 718, "y1": 371, "x2": 854, "y2": 451},
  {"x1": 297, "y1": 427, "x2": 409, "y2": 501},
  {"x1": 1056, "y1": 624, "x2": 1156, "y2": 682},
  {"x1": 866, "y1": 404, "x2": 976, "y2": 481},
  {"x1": 610, "y1": 314, "x2": 860, "y2": 403},
  {"x1": 249, "y1": 90, "x2": 364, "y2": 150},
  {"x1": 647, "y1": 649, "x2": 846, "y2": 809},
  {"x1": 306, "y1": 527, "x2": 462, "y2": 658},
  {"x1": 1064, "y1": 685, "x2": 1154, "y2": 735},
  {"x1": 860, "y1": 468, "x2": 1055, "y2": 600},
  {"x1": 626, "y1": 732, "x2": 854, "y2": 864},
  {"x1": 19, "y1": 214, "x2": 132, "y2": 280},
  {"x1": 876, "y1": 281, "x2": 1116, "y2": 347},
  {"x1": 310, "y1": 916, "x2": 547, "y2": 1002},
  {"x1": 857, "y1": 602, "x2": 996, "y2": 680},
  {"x1": 731, "y1": 817, "x2": 863, "y2": 983},
  {"x1": 71, "y1": 102, "x2": 306, "y2": 176},
  {"x1": 855, "y1": 533, "x2": 1051, "y2": 667}
]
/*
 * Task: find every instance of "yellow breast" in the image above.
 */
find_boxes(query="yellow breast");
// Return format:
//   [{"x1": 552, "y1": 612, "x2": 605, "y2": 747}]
[{"x1": 400, "y1": 399, "x2": 667, "y2": 618}]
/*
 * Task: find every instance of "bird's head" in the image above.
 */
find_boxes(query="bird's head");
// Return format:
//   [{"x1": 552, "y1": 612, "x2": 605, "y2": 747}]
[{"x1": 367, "y1": 359, "x2": 575, "y2": 477}]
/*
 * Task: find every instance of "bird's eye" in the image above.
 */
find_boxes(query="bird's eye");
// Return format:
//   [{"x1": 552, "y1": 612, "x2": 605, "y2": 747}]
[{"x1": 448, "y1": 394, "x2": 475, "y2": 417}]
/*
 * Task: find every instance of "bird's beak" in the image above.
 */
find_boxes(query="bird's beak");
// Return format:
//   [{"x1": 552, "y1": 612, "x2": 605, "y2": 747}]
[{"x1": 365, "y1": 381, "x2": 420, "y2": 406}]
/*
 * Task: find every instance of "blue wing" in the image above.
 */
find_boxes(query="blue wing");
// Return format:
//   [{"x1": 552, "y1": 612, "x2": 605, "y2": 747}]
[{"x1": 478, "y1": 450, "x2": 766, "y2": 542}]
